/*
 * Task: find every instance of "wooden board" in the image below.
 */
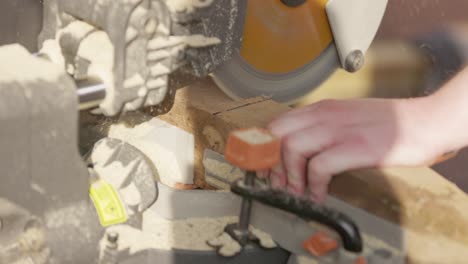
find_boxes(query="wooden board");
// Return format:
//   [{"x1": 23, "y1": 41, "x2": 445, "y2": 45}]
[
  {"x1": 158, "y1": 78, "x2": 468, "y2": 263},
  {"x1": 158, "y1": 78, "x2": 289, "y2": 187}
]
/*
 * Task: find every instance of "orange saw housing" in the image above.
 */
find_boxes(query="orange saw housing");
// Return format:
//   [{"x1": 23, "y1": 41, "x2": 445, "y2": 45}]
[{"x1": 240, "y1": 0, "x2": 333, "y2": 74}]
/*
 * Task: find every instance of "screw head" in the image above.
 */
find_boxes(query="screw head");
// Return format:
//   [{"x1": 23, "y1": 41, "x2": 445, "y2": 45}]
[
  {"x1": 344, "y1": 50, "x2": 365, "y2": 73},
  {"x1": 107, "y1": 232, "x2": 119, "y2": 243}
]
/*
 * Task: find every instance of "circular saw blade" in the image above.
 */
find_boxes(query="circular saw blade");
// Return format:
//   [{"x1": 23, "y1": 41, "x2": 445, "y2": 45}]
[
  {"x1": 213, "y1": 44, "x2": 339, "y2": 103},
  {"x1": 212, "y1": 0, "x2": 340, "y2": 103}
]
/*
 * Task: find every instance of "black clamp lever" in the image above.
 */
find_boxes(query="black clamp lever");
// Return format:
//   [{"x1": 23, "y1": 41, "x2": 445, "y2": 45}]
[{"x1": 230, "y1": 178, "x2": 363, "y2": 253}]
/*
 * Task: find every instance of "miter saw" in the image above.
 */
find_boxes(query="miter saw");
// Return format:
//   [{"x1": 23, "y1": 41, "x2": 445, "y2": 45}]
[
  {"x1": 35, "y1": 0, "x2": 388, "y2": 115},
  {"x1": 0, "y1": 0, "x2": 393, "y2": 263}
]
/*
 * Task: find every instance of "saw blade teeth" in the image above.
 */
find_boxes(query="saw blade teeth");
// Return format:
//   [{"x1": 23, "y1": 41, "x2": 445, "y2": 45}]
[{"x1": 212, "y1": 44, "x2": 339, "y2": 103}]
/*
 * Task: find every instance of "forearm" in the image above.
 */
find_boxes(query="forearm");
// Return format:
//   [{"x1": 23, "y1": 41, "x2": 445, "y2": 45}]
[{"x1": 424, "y1": 66, "x2": 468, "y2": 152}]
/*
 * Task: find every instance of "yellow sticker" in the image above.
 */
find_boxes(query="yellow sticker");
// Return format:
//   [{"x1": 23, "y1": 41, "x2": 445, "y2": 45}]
[{"x1": 89, "y1": 180, "x2": 127, "y2": 227}]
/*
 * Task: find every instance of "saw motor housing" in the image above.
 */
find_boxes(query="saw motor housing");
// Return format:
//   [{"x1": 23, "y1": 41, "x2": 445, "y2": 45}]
[{"x1": 39, "y1": 0, "x2": 247, "y2": 116}]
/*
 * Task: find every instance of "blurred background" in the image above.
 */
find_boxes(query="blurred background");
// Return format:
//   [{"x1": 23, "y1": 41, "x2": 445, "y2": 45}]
[{"x1": 1, "y1": 0, "x2": 467, "y2": 191}]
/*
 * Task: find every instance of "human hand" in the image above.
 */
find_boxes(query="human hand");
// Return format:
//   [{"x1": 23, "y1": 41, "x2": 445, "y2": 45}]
[{"x1": 266, "y1": 97, "x2": 446, "y2": 203}]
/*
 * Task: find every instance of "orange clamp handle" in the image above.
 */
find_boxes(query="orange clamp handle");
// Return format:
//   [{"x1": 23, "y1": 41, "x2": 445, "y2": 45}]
[{"x1": 224, "y1": 127, "x2": 281, "y2": 171}]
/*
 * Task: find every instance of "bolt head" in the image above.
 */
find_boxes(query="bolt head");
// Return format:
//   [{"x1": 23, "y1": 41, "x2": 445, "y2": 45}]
[
  {"x1": 107, "y1": 232, "x2": 119, "y2": 243},
  {"x1": 344, "y1": 50, "x2": 365, "y2": 73}
]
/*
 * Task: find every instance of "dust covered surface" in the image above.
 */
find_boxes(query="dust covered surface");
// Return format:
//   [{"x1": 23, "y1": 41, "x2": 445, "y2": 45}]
[{"x1": 105, "y1": 210, "x2": 237, "y2": 254}]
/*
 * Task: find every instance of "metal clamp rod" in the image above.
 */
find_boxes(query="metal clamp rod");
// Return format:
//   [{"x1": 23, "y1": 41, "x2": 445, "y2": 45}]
[
  {"x1": 231, "y1": 179, "x2": 363, "y2": 253},
  {"x1": 34, "y1": 53, "x2": 106, "y2": 110},
  {"x1": 76, "y1": 77, "x2": 106, "y2": 110},
  {"x1": 238, "y1": 171, "x2": 255, "y2": 237}
]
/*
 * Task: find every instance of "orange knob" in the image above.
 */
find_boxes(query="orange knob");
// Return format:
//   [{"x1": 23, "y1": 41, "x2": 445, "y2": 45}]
[
  {"x1": 224, "y1": 127, "x2": 281, "y2": 171},
  {"x1": 303, "y1": 231, "x2": 339, "y2": 257},
  {"x1": 354, "y1": 256, "x2": 367, "y2": 264}
]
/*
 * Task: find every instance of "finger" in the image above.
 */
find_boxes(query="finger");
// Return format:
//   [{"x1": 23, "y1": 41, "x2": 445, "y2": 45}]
[
  {"x1": 308, "y1": 183, "x2": 329, "y2": 204},
  {"x1": 281, "y1": 125, "x2": 337, "y2": 196},
  {"x1": 307, "y1": 141, "x2": 375, "y2": 202},
  {"x1": 268, "y1": 108, "x2": 322, "y2": 139},
  {"x1": 283, "y1": 152, "x2": 307, "y2": 195},
  {"x1": 268, "y1": 100, "x2": 343, "y2": 139},
  {"x1": 256, "y1": 169, "x2": 270, "y2": 179},
  {"x1": 270, "y1": 163, "x2": 287, "y2": 189},
  {"x1": 283, "y1": 125, "x2": 336, "y2": 157}
]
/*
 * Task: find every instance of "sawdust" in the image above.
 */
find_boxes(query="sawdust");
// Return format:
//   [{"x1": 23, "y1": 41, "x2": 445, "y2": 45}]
[
  {"x1": 205, "y1": 176, "x2": 231, "y2": 190},
  {"x1": 361, "y1": 233, "x2": 402, "y2": 256},
  {"x1": 164, "y1": 0, "x2": 214, "y2": 13},
  {"x1": 90, "y1": 138, "x2": 158, "y2": 215},
  {"x1": 30, "y1": 183, "x2": 46, "y2": 195},
  {"x1": 45, "y1": 202, "x2": 93, "y2": 242},
  {"x1": 75, "y1": 26, "x2": 115, "y2": 115},
  {"x1": 106, "y1": 210, "x2": 237, "y2": 254},
  {"x1": 108, "y1": 118, "x2": 195, "y2": 187},
  {"x1": 19, "y1": 227, "x2": 45, "y2": 252},
  {"x1": 207, "y1": 226, "x2": 276, "y2": 257},
  {"x1": 203, "y1": 158, "x2": 244, "y2": 183},
  {"x1": 207, "y1": 232, "x2": 241, "y2": 257},
  {"x1": 40, "y1": 20, "x2": 119, "y2": 115},
  {"x1": 251, "y1": 226, "x2": 277, "y2": 248},
  {"x1": 291, "y1": 255, "x2": 319, "y2": 264},
  {"x1": 105, "y1": 209, "x2": 278, "y2": 257},
  {"x1": 202, "y1": 126, "x2": 224, "y2": 152},
  {"x1": 91, "y1": 140, "x2": 139, "y2": 184},
  {"x1": 405, "y1": 230, "x2": 468, "y2": 263},
  {"x1": 0, "y1": 45, "x2": 63, "y2": 85},
  {"x1": 119, "y1": 183, "x2": 142, "y2": 207},
  {"x1": 39, "y1": 39, "x2": 65, "y2": 69},
  {"x1": 234, "y1": 129, "x2": 273, "y2": 144}
]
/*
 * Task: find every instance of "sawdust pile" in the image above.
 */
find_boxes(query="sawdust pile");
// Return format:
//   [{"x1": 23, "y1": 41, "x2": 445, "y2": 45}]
[
  {"x1": 204, "y1": 158, "x2": 244, "y2": 183},
  {"x1": 106, "y1": 210, "x2": 237, "y2": 254},
  {"x1": 207, "y1": 232, "x2": 241, "y2": 257},
  {"x1": 234, "y1": 129, "x2": 274, "y2": 144},
  {"x1": 105, "y1": 209, "x2": 277, "y2": 257},
  {"x1": 108, "y1": 118, "x2": 195, "y2": 187}
]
